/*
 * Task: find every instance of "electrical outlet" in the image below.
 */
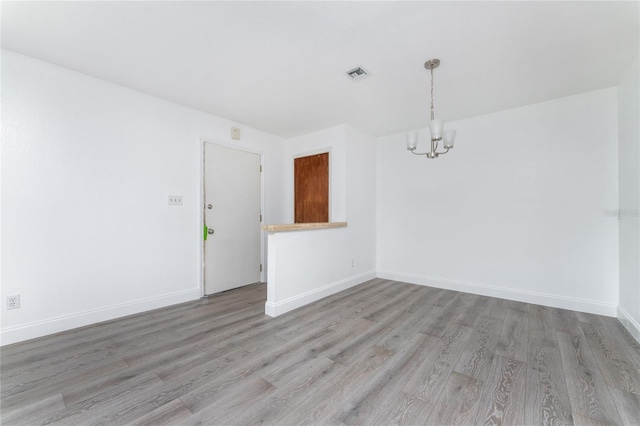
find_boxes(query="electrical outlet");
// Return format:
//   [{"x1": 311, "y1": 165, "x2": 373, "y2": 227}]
[
  {"x1": 7, "y1": 295, "x2": 20, "y2": 310},
  {"x1": 168, "y1": 195, "x2": 183, "y2": 206}
]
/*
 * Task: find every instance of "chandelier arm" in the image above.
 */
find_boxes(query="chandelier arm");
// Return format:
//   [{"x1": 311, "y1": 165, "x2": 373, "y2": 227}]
[
  {"x1": 409, "y1": 150, "x2": 431, "y2": 156},
  {"x1": 435, "y1": 148, "x2": 450, "y2": 155}
]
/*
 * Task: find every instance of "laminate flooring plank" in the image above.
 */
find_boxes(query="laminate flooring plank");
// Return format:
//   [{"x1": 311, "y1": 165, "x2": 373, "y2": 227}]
[
  {"x1": 121, "y1": 309, "x2": 267, "y2": 368},
  {"x1": 581, "y1": 322, "x2": 640, "y2": 395},
  {"x1": 128, "y1": 398, "x2": 193, "y2": 426},
  {"x1": 431, "y1": 288, "x2": 458, "y2": 308},
  {"x1": 169, "y1": 299, "x2": 264, "y2": 336},
  {"x1": 326, "y1": 308, "x2": 409, "y2": 367},
  {"x1": 420, "y1": 292, "x2": 470, "y2": 338},
  {"x1": 259, "y1": 317, "x2": 374, "y2": 383},
  {"x1": 61, "y1": 362, "x2": 146, "y2": 407},
  {"x1": 570, "y1": 412, "x2": 616, "y2": 426},
  {"x1": 330, "y1": 279, "x2": 392, "y2": 305},
  {"x1": 602, "y1": 317, "x2": 640, "y2": 370},
  {"x1": 402, "y1": 322, "x2": 474, "y2": 403},
  {"x1": 362, "y1": 284, "x2": 422, "y2": 322},
  {"x1": 371, "y1": 391, "x2": 434, "y2": 426},
  {"x1": 126, "y1": 312, "x2": 270, "y2": 375},
  {"x1": 484, "y1": 297, "x2": 514, "y2": 321},
  {"x1": 155, "y1": 326, "x2": 289, "y2": 383},
  {"x1": 337, "y1": 333, "x2": 434, "y2": 425},
  {"x1": 272, "y1": 281, "x2": 396, "y2": 340},
  {"x1": 554, "y1": 307, "x2": 585, "y2": 338},
  {"x1": 152, "y1": 308, "x2": 301, "y2": 374},
  {"x1": 576, "y1": 312, "x2": 608, "y2": 327},
  {"x1": 0, "y1": 393, "x2": 65, "y2": 426},
  {"x1": 474, "y1": 354, "x2": 527, "y2": 426},
  {"x1": 1, "y1": 351, "x2": 132, "y2": 411},
  {"x1": 347, "y1": 332, "x2": 443, "y2": 424},
  {"x1": 376, "y1": 307, "x2": 443, "y2": 353},
  {"x1": 2, "y1": 300, "x2": 232, "y2": 381},
  {"x1": 2, "y1": 299, "x2": 210, "y2": 366},
  {"x1": 176, "y1": 321, "x2": 364, "y2": 417},
  {"x1": 529, "y1": 304, "x2": 560, "y2": 347},
  {"x1": 74, "y1": 327, "x2": 278, "y2": 425},
  {"x1": 58, "y1": 331, "x2": 283, "y2": 423},
  {"x1": 608, "y1": 317, "x2": 640, "y2": 352},
  {"x1": 495, "y1": 304, "x2": 530, "y2": 362},
  {"x1": 225, "y1": 357, "x2": 345, "y2": 425},
  {"x1": 608, "y1": 388, "x2": 640, "y2": 426},
  {"x1": 557, "y1": 331, "x2": 623, "y2": 424},
  {"x1": 3, "y1": 326, "x2": 178, "y2": 391},
  {"x1": 274, "y1": 296, "x2": 377, "y2": 341},
  {"x1": 38, "y1": 371, "x2": 166, "y2": 425},
  {"x1": 454, "y1": 315, "x2": 503, "y2": 381},
  {"x1": 456, "y1": 293, "x2": 492, "y2": 327},
  {"x1": 525, "y1": 304, "x2": 573, "y2": 426},
  {"x1": 312, "y1": 279, "x2": 390, "y2": 310},
  {"x1": 277, "y1": 345, "x2": 396, "y2": 425},
  {"x1": 404, "y1": 285, "x2": 443, "y2": 313},
  {"x1": 181, "y1": 375, "x2": 275, "y2": 423},
  {"x1": 1, "y1": 335, "x2": 116, "y2": 383},
  {"x1": 526, "y1": 340, "x2": 573, "y2": 425},
  {"x1": 2, "y1": 359, "x2": 130, "y2": 412},
  {"x1": 123, "y1": 327, "x2": 267, "y2": 383},
  {"x1": 1, "y1": 337, "x2": 118, "y2": 388},
  {"x1": 425, "y1": 371, "x2": 484, "y2": 426}
]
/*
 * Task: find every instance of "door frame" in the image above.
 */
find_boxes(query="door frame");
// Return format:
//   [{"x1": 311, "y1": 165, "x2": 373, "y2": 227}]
[
  {"x1": 199, "y1": 139, "x2": 265, "y2": 298},
  {"x1": 293, "y1": 147, "x2": 332, "y2": 222}
]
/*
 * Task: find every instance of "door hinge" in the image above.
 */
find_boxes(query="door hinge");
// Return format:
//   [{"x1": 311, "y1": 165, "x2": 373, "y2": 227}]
[
  {"x1": 260, "y1": 264, "x2": 263, "y2": 272},
  {"x1": 260, "y1": 213, "x2": 263, "y2": 222},
  {"x1": 260, "y1": 165, "x2": 262, "y2": 173}
]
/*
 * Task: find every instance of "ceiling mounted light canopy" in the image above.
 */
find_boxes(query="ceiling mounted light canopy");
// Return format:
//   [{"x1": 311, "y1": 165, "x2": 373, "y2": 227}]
[{"x1": 406, "y1": 59, "x2": 457, "y2": 159}]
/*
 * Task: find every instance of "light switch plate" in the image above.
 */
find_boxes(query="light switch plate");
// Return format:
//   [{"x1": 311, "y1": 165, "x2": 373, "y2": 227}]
[{"x1": 168, "y1": 195, "x2": 183, "y2": 206}]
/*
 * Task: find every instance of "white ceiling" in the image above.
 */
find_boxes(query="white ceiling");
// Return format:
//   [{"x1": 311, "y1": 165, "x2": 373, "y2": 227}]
[{"x1": 2, "y1": 1, "x2": 638, "y2": 138}]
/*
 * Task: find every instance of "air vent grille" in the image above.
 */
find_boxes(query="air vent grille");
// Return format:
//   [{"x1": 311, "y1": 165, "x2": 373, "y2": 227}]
[{"x1": 345, "y1": 66, "x2": 370, "y2": 81}]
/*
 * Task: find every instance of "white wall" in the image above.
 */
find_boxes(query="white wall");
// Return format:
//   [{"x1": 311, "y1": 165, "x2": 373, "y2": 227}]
[
  {"x1": 1, "y1": 51, "x2": 286, "y2": 345},
  {"x1": 377, "y1": 89, "x2": 620, "y2": 316},
  {"x1": 265, "y1": 124, "x2": 376, "y2": 316},
  {"x1": 617, "y1": 55, "x2": 640, "y2": 341}
]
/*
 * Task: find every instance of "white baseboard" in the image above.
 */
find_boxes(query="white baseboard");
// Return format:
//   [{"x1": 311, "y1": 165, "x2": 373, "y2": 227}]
[
  {"x1": 0, "y1": 288, "x2": 201, "y2": 346},
  {"x1": 377, "y1": 270, "x2": 618, "y2": 317},
  {"x1": 618, "y1": 306, "x2": 640, "y2": 345},
  {"x1": 265, "y1": 270, "x2": 376, "y2": 317}
]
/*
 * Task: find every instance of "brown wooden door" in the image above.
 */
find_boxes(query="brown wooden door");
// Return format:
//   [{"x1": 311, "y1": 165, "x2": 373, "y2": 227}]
[{"x1": 294, "y1": 153, "x2": 329, "y2": 223}]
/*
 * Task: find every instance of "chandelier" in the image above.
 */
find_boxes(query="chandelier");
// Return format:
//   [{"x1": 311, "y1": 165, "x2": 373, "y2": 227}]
[{"x1": 406, "y1": 59, "x2": 456, "y2": 159}]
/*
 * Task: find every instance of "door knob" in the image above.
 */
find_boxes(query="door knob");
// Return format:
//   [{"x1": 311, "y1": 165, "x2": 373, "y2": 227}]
[
  {"x1": 207, "y1": 204, "x2": 213, "y2": 210},
  {"x1": 207, "y1": 228, "x2": 215, "y2": 235}
]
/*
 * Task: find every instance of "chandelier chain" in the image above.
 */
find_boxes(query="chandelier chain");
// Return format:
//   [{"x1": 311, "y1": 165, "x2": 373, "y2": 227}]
[{"x1": 430, "y1": 66, "x2": 435, "y2": 121}]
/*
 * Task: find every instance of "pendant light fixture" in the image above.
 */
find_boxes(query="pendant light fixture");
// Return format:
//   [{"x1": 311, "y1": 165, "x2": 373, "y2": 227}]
[{"x1": 406, "y1": 59, "x2": 457, "y2": 159}]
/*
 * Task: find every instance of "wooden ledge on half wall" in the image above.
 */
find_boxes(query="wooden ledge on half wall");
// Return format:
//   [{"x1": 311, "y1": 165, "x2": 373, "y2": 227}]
[{"x1": 262, "y1": 222, "x2": 348, "y2": 232}]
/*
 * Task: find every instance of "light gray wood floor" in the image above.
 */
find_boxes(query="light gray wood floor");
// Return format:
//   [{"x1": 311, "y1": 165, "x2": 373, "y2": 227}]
[{"x1": 2, "y1": 279, "x2": 640, "y2": 425}]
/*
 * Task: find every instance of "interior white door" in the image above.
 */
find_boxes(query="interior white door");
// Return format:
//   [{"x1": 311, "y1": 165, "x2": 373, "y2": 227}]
[{"x1": 204, "y1": 142, "x2": 261, "y2": 295}]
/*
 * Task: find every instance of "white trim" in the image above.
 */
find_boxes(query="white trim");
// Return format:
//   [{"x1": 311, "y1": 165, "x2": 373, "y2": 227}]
[
  {"x1": 0, "y1": 289, "x2": 200, "y2": 346},
  {"x1": 265, "y1": 270, "x2": 376, "y2": 317},
  {"x1": 618, "y1": 306, "x2": 640, "y2": 345},
  {"x1": 377, "y1": 270, "x2": 618, "y2": 317}
]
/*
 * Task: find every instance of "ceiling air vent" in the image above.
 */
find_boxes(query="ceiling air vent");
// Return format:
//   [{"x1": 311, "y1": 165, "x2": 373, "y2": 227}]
[{"x1": 345, "y1": 66, "x2": 370, "y2": 81}]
